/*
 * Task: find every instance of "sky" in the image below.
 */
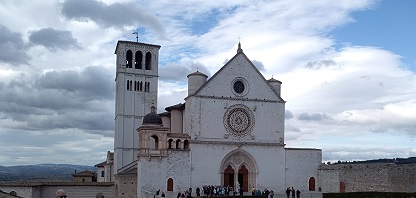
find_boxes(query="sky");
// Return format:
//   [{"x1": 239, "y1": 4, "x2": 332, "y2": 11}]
[{"x1": 0, "y1": 0, "x2": 415, "y2": 166}]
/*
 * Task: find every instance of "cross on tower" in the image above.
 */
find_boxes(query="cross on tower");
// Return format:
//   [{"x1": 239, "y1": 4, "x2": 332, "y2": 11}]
[{"x1": 132, "y1": 28, "x2": 139, "y2": 42}]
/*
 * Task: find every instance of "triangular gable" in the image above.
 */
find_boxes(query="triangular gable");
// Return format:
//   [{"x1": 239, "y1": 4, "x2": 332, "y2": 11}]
[{"x1": 187, "y1": 50, "x2": 284, "y2": 102}]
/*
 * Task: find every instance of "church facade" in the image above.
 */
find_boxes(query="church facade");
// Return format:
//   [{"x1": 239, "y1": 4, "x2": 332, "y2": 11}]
[{"x1": 113, "y1": 40, "x2": 322, "y2": 198}]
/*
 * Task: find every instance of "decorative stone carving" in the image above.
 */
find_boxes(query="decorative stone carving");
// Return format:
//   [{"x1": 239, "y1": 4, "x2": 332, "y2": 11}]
[
  {"x1": 224, "y1": 104, "x2": 255, "y2": 138},
  {"x1": 232, "y1": 154, "x2": 244, "y2": 166}
]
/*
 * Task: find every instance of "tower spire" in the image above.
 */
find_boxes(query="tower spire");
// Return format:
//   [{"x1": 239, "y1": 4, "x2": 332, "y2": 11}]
[{"x1": 237, "y1": 37, "x2": 243, "y2": 53}]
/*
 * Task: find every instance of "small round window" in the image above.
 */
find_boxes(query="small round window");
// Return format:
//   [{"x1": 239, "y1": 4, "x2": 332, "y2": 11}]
[{"x1": 233, "y1": 81, "x2": 245, "y2": 93}]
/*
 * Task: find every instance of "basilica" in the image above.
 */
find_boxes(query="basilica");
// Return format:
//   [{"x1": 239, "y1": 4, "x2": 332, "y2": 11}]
[{"x1": 110, "y1": 40, "x2": 323, "y2": 198}]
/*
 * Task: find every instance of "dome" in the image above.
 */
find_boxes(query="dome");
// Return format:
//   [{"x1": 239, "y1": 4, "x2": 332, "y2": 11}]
[
  {"x1": 187, "y1": 70, "x2": 208, "y2": 78},
  {"x1": 142, "y1": 106, "x2": 162, "y2": 125}
]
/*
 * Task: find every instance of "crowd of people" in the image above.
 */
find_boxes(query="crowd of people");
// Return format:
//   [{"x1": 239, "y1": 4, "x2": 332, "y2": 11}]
[{"x1": 172, "y1": 185, "x2": 302, "y2": 198}]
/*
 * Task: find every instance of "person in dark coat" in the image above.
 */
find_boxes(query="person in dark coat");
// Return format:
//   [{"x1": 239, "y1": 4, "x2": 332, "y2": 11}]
[
  {"x1": 296, "y1": 189, "x2": 301, "y2": 198},
  {"x1": 285, "y1": 187, "x2": 290, "y2": 198}
]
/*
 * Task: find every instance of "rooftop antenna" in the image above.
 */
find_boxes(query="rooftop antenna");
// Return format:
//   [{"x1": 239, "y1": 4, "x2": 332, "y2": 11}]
[{"x1": 132, "y1": 28, "x2": 139, "y2": 42}]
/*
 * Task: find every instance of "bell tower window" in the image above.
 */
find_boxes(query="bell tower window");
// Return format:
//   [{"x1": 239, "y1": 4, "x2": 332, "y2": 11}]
[
  {"x1": 145, "y1": 52, "x2": 152, "y2": 70},
  {"x1": 135, "y1": 51, "x2": 143, "y2": 69},
  {"x1": 126, "y1": 50, "x2": 133, "y2": 68}
]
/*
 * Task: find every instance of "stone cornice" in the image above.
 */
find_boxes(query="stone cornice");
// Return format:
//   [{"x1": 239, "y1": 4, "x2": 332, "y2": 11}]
[
  {"x1": 116, "y1": 71, "x2": 158, "y2": 78},
  {"x1": 115, "y1": 114, "x2": 144, "y2": 119},
  {"x1": 191, "y1": 140, "x2": 285, "y2": 147},
  {"x1": 190, "y1": 95, "x2": 284, "y2": 103},
  {"x1": 114, "y1": 147, "x2": 139, "y2": 151}
]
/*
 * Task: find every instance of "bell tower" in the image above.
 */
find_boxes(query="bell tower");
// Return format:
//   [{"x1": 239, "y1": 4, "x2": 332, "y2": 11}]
[{"x1": 113, "y1": 40, "x2": 160, "y2": 172}]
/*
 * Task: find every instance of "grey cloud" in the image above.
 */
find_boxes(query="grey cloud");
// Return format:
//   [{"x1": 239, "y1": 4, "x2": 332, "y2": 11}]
[
  {"x1": 252, "y1": 60, "x2": 265, "y2": 71},
  {"x1": 0, "y1": 66, "x2": 115, "y2": 133},
  {"x1": 298, "y1": 112, "x2": 331, "y2": 121},
  {"x1": 159, "y1": 62, "x2": 211, "y2": 82},
  {"x1": 0, "y1": 25, "x2": 29, "y2": 65},
  {"x1": 29, "y1": 28, "x2": 80, "y2": 51},
  {"x1": 61, "y1": 0, "x2": 165, "y2": 35},
  {"x1": 285, "y1": 123, "x2": 301, "y2": 132},
  {"x1": 35, "y1": 66, "x2": 114, "y2": 100},
  {"x1": 305, "y1": 59, "x2": 337, "y2": 70},
  {"x1": 285, "y1": 110, "x2": 294, "y2": 119}
]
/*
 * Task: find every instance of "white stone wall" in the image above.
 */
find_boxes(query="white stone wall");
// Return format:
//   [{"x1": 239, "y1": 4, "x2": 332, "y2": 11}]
[
  {"x1": 284, "y1": 149, "x2": 322, "y2": 192},
  {"x1": 198, "y1": 54, "x2": 280, "y2": 101},
  {"x1": 186, "y1": 97, "x2": 284, "y2": 143},
  {"x1": 184, "y1": 53, "x2": 285, "y2": 143},
  {"x1": 138, "y1": 150, "x2": 191, "y2": 198},
  {"x1": 190, "y1": 142, "x2": 286, "y2": 192}
]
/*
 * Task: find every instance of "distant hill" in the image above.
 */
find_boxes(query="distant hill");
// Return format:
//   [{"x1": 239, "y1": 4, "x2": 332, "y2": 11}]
[
  {"x1": 330, "y1": 157, "x2": 416, "y2": 165},
  {"x1": 0, "y1": 164, "x2": 97, "y2": 181}
]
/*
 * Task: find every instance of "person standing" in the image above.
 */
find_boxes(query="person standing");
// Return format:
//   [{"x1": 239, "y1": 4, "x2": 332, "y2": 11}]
[
  {"x1": 270, "y1": 190, "x2": 274, "y2": 198},
  {"x1": 285, "y1": 187, "x2": 290, "y2": 198},
  {"x1": 296, "y1": 189, "x2": 301, "y2": 198},
  {"x1": 196, "y1": 187, "x2": 200, "y2": 197},
  {"x1": 291, "y1": 187, "x2": 295, "y2": 198}
]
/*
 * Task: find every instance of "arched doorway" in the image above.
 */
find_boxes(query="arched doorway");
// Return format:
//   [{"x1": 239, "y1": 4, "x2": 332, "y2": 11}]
[
  {"x1": 223, "y1": 165, "x2": 235, "y2": 188},
  {"x1": 219, "y1": 149, "x2": 258, "y2": 192},
  {"x1": 340, "y1": 181, "x2": 346, "y2": 193},
  {"x1": 309, "y1": 177, "x2": 315, "y2": 191},
  {"x1": 167, "y1": 178, "x2": 173, "y2": 191},
  {"x1": 238, "y1": 165, "x2": 249, "y2": 192}
]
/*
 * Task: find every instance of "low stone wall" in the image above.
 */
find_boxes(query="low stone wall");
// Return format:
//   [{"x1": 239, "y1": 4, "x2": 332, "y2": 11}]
[
  {"x1": 0, "y1": 181, "x2": 114, "y2": 198},
  {"x1": 319, "y1": 163, "x2": 416, "y2": 193}
]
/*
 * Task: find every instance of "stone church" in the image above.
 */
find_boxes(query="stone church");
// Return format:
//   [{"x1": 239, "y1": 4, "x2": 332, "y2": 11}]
[{"x1": 112, "y1": 40, "x2": 323, "y2": 198}]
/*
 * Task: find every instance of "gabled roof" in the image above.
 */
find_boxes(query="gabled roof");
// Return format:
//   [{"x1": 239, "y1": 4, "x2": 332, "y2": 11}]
[
  {"x1": 95, "y1": 161, "x2": 106, "y2": 167},
  {"x1": 185, "y1": 45, "x2": 285, "y2": 102},
  {"x1": 165, "y1": 103, "x2": 185, "y2": 111},
  {"x1": 117, "y1": 161, "x2": 137, "y2": 175}
]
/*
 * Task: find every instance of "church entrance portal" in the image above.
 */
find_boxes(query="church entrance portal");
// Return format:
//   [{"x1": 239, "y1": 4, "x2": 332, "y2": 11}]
[
  {"x1": 223, "y1": 165, "x2": 235, "y2": 188},
  {"x1": 220, "y1": 150, "x2": 257, "y2": 192},
  {"x1": 238, "y1": 165, "x2": 249, "y2": 192}
]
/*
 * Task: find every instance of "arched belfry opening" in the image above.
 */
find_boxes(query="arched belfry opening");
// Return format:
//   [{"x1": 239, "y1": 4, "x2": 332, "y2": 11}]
[
  {"x1": 145, "y1": 52, "x2": 152, "y2": 70},
  {"x1": 126, "y1": 50, "x2": 133, "y2": 68},
  {"x1": 219, "y1": 149, "x2": 258, "y2": 192},
  {"x1": 135, "y1": 51, "x2": 143, "y2": 69}
]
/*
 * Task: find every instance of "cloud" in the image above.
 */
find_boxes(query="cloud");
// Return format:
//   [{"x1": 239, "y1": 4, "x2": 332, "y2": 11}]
[
  {"x1": 29, "y1": 28, "x2": 80, "y2": 51},
  {"x1": 286, "y1": 123, "x2": 301, "y2": 132},
  {"x1": 305, "y1": 59, "x2": 337, "y2": 70},
  {"x1": 298, "y1": 112, "x2": 332, "y2": 121},
  {"x1": 0, "y1": 25, "x2": 29, "y2": 65},
  {"x1": 285, "y1": 110, "x2": 294, "y2": 119},
  {"x1": 0, "y1": 66, "x2": 114, "y2": 132},
  {"x1": 159, "y1": 61, "x2": 211, "y2": 82},
  {"x1": 252, "y1": 60, "x2": 265, "y2": 71},
  {"x1": 60, "y1": 0, "x2": 165, "y2": 35}
]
